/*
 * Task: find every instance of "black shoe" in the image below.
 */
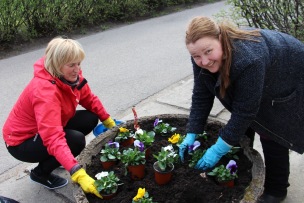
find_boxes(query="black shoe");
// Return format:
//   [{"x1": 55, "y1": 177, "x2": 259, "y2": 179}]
[
  {"x1": 257, "y1": 193, "x2": 286, "y2": 203},
  {"x1": 30, "y1": 170, "x2": 68, "y2": 190},
  {"x1": 0, "y1": 196, "x2": 20, "y2": 203}
]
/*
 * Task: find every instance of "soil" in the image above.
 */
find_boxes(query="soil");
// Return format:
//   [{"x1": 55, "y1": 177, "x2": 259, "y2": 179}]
[{"x1": 85, "y1": 117, "x2": 252, "y2": 203}]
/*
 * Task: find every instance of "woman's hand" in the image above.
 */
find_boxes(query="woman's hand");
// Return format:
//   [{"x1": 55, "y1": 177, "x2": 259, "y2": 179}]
[
  {"x1": 179, "y1": 133, "x2": 196, "y2": 162},
  {"x1": 102, "y1": 117, "x2": 116, "y2": 128},
  {"x1": 195, "y1": 137, "x2": 232, "y2": 170},
  {"x1": 71, "y1": 168, "x2": 102, "y2": 198}
]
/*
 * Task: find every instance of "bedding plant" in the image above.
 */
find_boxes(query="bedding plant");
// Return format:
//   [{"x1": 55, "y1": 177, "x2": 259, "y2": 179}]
[
  {"x1": 153, "y1": 118, "x2": 176, "y2": 135},
  {"x1": 100, "y1": 141, "x2": 121, "y2": 162},
  {"x1": 207, "y1": 160, "x2": 238, "y2": 187},
  {"x1": 153, "y1": 144, "x2": 179, "y2": 171},
  {"x1": 94, "y1": 171, "x2": 123, "y2": 196}
]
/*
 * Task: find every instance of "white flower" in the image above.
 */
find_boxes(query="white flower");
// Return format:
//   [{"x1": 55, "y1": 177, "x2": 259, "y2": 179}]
[
  {"x1": 168, "y1": 151, "x2": 177, "y2": 158},
  {"x1": 164, "y1": 144, "x2": 174, "y2": 152},
  {"x1": 95, "y1": 171, "x2": 109, "y2": 180},
  {"x1": 135, "y1": 129, "x2": 144, "y2": 135}
]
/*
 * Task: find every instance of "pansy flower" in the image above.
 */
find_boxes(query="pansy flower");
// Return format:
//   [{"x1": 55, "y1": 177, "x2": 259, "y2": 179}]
[
  {"x1": 166, "y1": 145, "x2": 177, "y2": 156},
  {"x1": 168, "y1": 133, "x2": 180, "y2": 144},
  {"x1": 133, "y1": 187, "x2": 146, "y2": 201},
  {"x1": 164, "y1": 144, "x2": 174, "y2": 152},
  {"x1": 153, "y1": 118, "x2": 162, "y2": 127},
  {"x1": 188, "y1": 141, "x2": 201, "y2": 152},
  {"x1": 226, "y1": 160, "x2": 238, "y2": 174},
  {"x1": 134, "y1": 140, "x2": 145, "y2": 152},
  {"x1": 95, "y1": 171, "x2": 109, "y2": 180},
  {"x1": 107, "y1": 141, "x2": 120, "y2": 148},
  {"x1": 135, "y1": 129, "x2": 144, "y2": 135},
  {"x1": 164, "y1": 145, "x2": 177, "y2": 158}
]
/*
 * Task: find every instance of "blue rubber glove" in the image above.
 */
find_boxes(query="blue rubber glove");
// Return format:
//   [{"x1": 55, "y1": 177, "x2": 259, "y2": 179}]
[
  {"x1": 195, "y1": 137, "x2": 232, "y2": 170},
  {"x1": 179, "y1": 133, "x2": 196, "y2": 162}
]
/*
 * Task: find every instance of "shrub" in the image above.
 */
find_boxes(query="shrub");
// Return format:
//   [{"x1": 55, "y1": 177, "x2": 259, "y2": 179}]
[{"x1": 220, "y1": 0, "x2": 304, "y2": 42}]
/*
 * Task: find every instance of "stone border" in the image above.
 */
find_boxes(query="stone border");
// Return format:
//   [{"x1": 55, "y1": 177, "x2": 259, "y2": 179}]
[{"x1": 73, "y1": 114, "x2": 264, "y2": 203}]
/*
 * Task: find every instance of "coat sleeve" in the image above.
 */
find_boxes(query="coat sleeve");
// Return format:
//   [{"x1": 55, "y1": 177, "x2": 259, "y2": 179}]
[{"x1": 187, "y1": 57, "x2": 215, "y2": 134}]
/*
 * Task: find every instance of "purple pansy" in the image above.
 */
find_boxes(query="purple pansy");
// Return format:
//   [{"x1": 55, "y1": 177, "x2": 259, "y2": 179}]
[
  {"x1": 188, "y1": 141, "x2": 201, "y2": 152},
  {"x1": 226, "y1": 160, "x2": 238, "y2": 174},
  {"x1": 153, "y1": 118, "x2": 163, "y2": 127},
  {"x1": 134, "y1": 140, "x2": 145, "y2": 152},
  {"x1": 107, "y1": 141, "x2": 119, "y2": 148}
]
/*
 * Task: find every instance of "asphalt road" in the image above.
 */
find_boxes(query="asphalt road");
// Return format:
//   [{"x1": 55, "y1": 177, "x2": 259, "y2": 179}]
[{"x1": 0, "y1": 1, "x2": 229, "y2": 175}]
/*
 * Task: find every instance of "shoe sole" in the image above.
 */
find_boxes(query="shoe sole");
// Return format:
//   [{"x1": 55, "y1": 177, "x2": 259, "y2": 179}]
[{"x1": 30, "y1": 177, "x2": 68, "y2": 190}]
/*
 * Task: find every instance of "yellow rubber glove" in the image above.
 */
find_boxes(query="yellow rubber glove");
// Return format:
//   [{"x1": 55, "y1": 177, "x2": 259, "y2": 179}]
[
  {"x1": 102, "y1": 117, "x2": 116, "y2": 128},
  {"x1": 71, "y1": 168, "x2": 102, "y2": 199}
]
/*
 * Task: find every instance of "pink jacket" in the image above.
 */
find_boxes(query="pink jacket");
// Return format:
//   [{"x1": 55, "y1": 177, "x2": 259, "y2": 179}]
[{"x1": 3, "y1": 57, "x2": 110, "y2": 171}]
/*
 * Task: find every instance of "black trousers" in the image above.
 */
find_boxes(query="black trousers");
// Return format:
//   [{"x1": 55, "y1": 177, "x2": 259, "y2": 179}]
[
  {"x1": 260, "y1": 136, "x2": 290, "y2": 197},
  {"x1": 7, "y1": 110, "x2": 98, "y2": 176},
  {"x1": 244, "y1": 128, "x2": 290, "y2": 197}
]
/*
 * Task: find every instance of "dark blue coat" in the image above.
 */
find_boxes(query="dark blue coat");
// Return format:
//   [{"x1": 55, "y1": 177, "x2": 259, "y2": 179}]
[{"x1": 187, "y1": 29, "x2": 304, "y2": 153}]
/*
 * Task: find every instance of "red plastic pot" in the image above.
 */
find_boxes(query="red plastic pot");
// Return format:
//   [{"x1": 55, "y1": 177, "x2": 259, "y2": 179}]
[
  {"x1": 101, "y1": 160, "x2": 117, "y2": 170},
  {"x1": 99, "y1": 185, "x2": 118, "y2": 200},
  {"x1": 153, "y1": 162, "x2": 174, "y2": 185},
  {"x1": 127, "y1": 164, "x2": 145, "y2": 180},
  {"x1": 120, "y1": 137, "x2": 134, "y2": 147}
]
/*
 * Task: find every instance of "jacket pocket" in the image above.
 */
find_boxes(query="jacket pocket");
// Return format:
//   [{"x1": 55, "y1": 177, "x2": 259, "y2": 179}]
[{"x1": 271, "y1": 85, "x2": 303, "y2": 119}]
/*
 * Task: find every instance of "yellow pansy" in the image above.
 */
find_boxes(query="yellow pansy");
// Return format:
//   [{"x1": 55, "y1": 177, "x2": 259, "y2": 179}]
[
  {"x1": 119, "y1": 127, "x2": 129, "y2": 133},
  {"x1": 133, "y1": 187, "x2": 146, "y2": 201},
  {"x1": 168, "y1": 133, "x2": 180, "y2": 144}
]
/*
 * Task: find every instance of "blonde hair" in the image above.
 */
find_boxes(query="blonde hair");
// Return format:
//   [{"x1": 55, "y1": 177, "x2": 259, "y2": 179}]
[
  {"x1": 44, "y1": 37, "x2": 85, "y2": 77},
  {"x1": 186, "y1": 16, "x2": 261, "y2": 97}
]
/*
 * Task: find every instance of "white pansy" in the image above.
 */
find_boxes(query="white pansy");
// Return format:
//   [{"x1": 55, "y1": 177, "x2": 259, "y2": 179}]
[
  {"x1": 164, "y1": 145, "x2": 174, "y2": 152},
  {"x1": 168, "y1": 152, "x2": 177, "y2": 157},
  {"x1": 95, "y1": 171, "x2": 109, "y2": 180},
  {"x1": 135, "y1": 129, "x2": 144, "y2": 135}
]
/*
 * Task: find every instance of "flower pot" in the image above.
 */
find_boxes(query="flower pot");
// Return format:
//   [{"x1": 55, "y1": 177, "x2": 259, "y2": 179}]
[
  {"x1": 101, "y1": 160, "x2": 117, "y2": 170},
  {"x1": 101, "y1": 192, "x2": 116, "y2": 200},
  {"x1": 127, "y1": 164, "x2": 145, "y2": 180},
  {"x1": 153, "y1": 161, "x2": 174, "y2": 185},
  {"x1": 100, "y1": 190, "x2": 117, "y2": 200},
  {"x1": 218, "y1": 179, "x2": 235, "y2": 188},
  {"x1": 120, "y1": 137, "x2": 134, "y2": 147},
  {"x1": 99, "y1": 185, "x2": 118, "y2": 200}
]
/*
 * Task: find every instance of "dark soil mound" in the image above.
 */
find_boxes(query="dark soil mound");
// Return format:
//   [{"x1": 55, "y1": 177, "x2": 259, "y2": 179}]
[{"x1": 85, "y1": 116, "x2": 252, "y2": 203}]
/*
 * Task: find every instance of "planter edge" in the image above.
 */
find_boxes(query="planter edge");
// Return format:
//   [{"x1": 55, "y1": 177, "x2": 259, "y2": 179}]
[{"x1": 239, "y1": 136, "x2": 265, "y2": 203}]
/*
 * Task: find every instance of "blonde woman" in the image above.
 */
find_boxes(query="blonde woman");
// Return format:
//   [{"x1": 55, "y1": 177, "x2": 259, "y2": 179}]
[
  {"x1": 179, "y1": 16, "x2": 304, "y2": 203},
  {"x1": 3, "y1": 37, "x2": 115, "y2": 198}
]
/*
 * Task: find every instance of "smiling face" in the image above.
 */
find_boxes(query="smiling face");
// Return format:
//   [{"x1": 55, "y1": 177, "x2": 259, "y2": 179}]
[
  {"x1": 60, "y1": 61, "x2": 81, "y2": 82},
  {"x1": 186, "y1": 36, "x2": 223, "y2": 73}
]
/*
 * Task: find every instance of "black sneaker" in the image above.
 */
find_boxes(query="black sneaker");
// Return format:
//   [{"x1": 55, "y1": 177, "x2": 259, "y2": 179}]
[
  {"x1": 30, "y1": 170, "x2": 68, "y2": 190},
  {"x1": 257, "y1": 193, "x2": 287, "y2": 203}
]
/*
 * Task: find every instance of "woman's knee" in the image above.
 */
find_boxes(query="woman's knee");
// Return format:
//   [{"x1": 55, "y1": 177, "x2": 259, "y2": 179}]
[
  {"x1": 65, "y1": 129, "x2": 86, "y2": 155},
  {"x1": 65, "y1": 110, "x2": 98, "y2": 135}
]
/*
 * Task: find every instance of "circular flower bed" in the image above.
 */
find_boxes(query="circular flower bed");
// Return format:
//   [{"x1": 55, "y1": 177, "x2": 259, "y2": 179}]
[{"x1": 73, "y1": 114, "x2": 264, "y2": 203}]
